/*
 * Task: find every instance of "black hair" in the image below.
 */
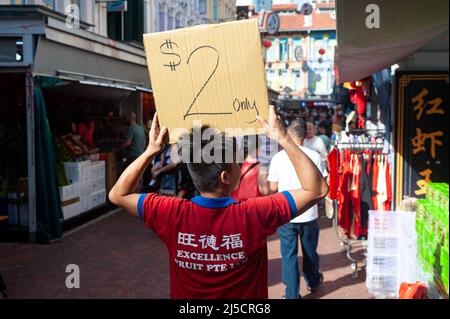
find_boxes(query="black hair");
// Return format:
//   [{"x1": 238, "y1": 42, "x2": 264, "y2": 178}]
[
  {"x1": 179, "y1": 126, "x2": 237, "y2": 193},
  {"x1": 318, "y1": 120, "x2": 332, "y2": 138}
]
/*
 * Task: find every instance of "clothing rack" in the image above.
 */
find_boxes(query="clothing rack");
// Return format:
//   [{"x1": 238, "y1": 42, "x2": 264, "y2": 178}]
[
  {"x1": 331, "y1": 140, "x2": 385, "y2": 279},
  {"x1": 335, "y1": 142, "x2": 385, "y2": 151}
]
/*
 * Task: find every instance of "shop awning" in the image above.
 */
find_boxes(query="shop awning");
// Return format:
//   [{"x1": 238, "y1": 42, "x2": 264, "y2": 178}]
[
  {"x1": 335, "y1": 0, "x2": 449, "y2": 83},
  {"x1": 33, "y1": 36, "x2": 151, "y2": 91}
]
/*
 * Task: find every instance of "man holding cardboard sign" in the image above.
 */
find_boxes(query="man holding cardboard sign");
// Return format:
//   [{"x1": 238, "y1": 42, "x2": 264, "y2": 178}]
[
  {"x1": 109, "y1": 20, "x2": 328, "y2": 298},
  {"x1": 143, "y1": 19, "x2": 269, "y2": 143},
  {"x1": 109, "y1": 108, "x2": 328, "y2": 298}
]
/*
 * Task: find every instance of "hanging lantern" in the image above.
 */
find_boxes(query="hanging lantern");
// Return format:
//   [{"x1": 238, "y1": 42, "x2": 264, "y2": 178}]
[
  {"x1": 263, "y1": 40, "x2": 272, "y2": 48},
  {"x1": 318, "y1": 48, "x2": 326, "y2": 55}
]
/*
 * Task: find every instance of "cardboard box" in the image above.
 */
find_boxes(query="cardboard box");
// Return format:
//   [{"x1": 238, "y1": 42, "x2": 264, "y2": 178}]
[
  {"x1": 90, "y1": 189, "x2": 106, "y2": 210},
  {"x1": 143, "y1": 19, "x2": 269, "y2": 143},
  {"x1": 61, "y1": 200, "x2": 81, "y2": 220},
  {"x1": 64, "y1": 161, "x2": 91, "y2": 184},
  {"x1": 59, "y1": 183, "x2": 80, "y2": 202}
]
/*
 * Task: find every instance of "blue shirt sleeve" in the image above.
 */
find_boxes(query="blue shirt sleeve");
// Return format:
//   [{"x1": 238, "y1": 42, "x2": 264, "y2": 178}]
[{"x1": 281, "y1": 191, "x2": 297, "y2": 219}]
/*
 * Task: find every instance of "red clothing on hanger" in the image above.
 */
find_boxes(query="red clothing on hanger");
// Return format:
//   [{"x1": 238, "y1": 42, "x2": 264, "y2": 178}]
[
  {"x1": 350, "y1": 154, "x2": 363, "y2": 238},
  {"x1": 338, "y1": 149, "x2": 353, "y2": 237},
  {"x1": 327, "y1": 148, "x2": 339, "y2": 200},
  {"x1": 349, "y1": 86, "x2": 367, "y2": 116}
]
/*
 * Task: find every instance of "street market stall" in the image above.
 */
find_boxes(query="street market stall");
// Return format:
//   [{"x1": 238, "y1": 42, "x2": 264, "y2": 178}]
[
  {"x1": 333, "y1": 0, "x2": 449, "y2": 298},
  {"x1": 0, "y1": 6, "x2": 153, "y2": 243}
]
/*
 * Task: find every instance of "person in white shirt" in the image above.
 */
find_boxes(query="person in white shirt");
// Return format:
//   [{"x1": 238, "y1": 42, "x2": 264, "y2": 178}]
[
  {"x1": 304, "y1": 121, "x2": 328, "y2": 165},
  {"x1": 268, "y1": 119, "x2": 328, "y2": 299}
]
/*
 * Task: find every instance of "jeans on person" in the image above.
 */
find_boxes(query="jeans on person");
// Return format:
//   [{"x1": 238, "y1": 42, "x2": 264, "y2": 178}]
[{"x1": 277, "y1": 219, "x2": 321, "y2": 299}]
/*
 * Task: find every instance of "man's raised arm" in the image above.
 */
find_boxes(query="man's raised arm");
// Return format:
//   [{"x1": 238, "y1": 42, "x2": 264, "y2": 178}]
[
  {"x1": 108, "y1": 113, "x2": 168, "y2": 216},
  {"x1": 257, "y1": 106, "x2": 328, "y2": 216}
]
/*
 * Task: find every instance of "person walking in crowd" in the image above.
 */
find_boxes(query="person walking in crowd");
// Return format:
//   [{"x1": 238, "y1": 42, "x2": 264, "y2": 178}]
[
  {"x1": 118, "y1": 112, "x2": 146, "y2": 167},
  {"x1": 317, "y1": 120, "x2": 332, "y2": 151},
  {"x1": 117, "y1": 112, "x2": 146, "y2": 191},
  {"x1": 304, "y1": 121, "x2": 328, "y2": 165},
  {"x1": 268, "y1": 119, "x2": 328, "y2": 299},
  {"x1": 231, "y1": 135, "x2": 271, "y2": 201},
  {"x1": 108, "y1": 107, "x2": 328, "y2": 298}
]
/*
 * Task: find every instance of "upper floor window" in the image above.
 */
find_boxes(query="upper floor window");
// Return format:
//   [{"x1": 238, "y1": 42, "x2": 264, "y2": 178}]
[
  {"x1": 213, "y1": 0, "x2": 218, "y2": 20},
  {"x1": 265, "y1": 38, "x2": 279, "y2": 62},
  {"x1": 159, "y1": 11, "x2": 166, "y2": 31},
  {"x1": 42, "y1": 0, "x2": 55, "y2": 10},
  {"x1": 199, "y1": 0, "x2": 207, "y2": 15},
  {"x1": 175, "y1": 13, "x2": 183, "y2": 29},
  {"x1": 279, "y1": 38, "x2": 289, "y2": 62},
  {"x1": 168, "y1": 14, "x2": 174, "y2": 30}
]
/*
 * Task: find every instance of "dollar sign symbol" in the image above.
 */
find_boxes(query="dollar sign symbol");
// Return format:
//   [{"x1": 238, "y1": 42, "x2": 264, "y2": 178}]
[{"x1": 160, "y1": 39, "x2": 181, "y2": 71}]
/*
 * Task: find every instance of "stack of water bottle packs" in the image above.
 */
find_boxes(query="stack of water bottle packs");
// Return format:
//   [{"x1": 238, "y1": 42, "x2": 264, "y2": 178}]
[{"x1": 366, "y1": 209, "x2": 418, "y2": 297}]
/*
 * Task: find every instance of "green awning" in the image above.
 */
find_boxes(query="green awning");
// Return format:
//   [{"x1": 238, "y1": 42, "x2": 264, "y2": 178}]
[{"x1": 34, "y1": 85, "x2": 63, "y2": 242}]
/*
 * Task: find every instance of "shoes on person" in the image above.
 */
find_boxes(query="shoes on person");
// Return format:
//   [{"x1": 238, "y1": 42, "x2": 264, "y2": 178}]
[{"x1": 307, "y1": 272, "x2": 324, "y2": 293}]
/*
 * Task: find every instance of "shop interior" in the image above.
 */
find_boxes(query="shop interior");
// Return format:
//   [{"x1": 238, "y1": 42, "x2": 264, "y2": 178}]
[
  {"x1": 0, "y1": 73, "x2": 28, "y2": 242},
  {"x1": 0, "y1": 73, "x2": 155, "y2": 241}
]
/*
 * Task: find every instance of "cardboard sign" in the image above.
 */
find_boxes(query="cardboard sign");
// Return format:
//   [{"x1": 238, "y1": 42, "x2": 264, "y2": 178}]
[{"x1": 143, "y1": 19, "x2": 269, "y2": 143}]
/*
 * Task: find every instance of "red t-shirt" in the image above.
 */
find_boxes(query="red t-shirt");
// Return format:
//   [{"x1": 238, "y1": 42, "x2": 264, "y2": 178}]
[{"x1": 138, "y1": 191, "x2": 296, "y2": 299}]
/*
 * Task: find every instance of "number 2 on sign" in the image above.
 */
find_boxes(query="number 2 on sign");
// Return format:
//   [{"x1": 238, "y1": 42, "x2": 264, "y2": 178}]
[{"x1": 183, "y1": 46, "x2": 231, "y2": 119}]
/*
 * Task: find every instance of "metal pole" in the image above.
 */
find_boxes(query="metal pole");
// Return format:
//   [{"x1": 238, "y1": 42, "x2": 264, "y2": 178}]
[{"x1": 26, "y1": 69, "x2": 36, "y2": 243}]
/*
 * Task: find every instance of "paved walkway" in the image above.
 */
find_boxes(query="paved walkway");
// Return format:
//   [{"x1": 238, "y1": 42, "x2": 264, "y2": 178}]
[{"x1": 0, "y1": 210, "x2": 371, "y2": 299}]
